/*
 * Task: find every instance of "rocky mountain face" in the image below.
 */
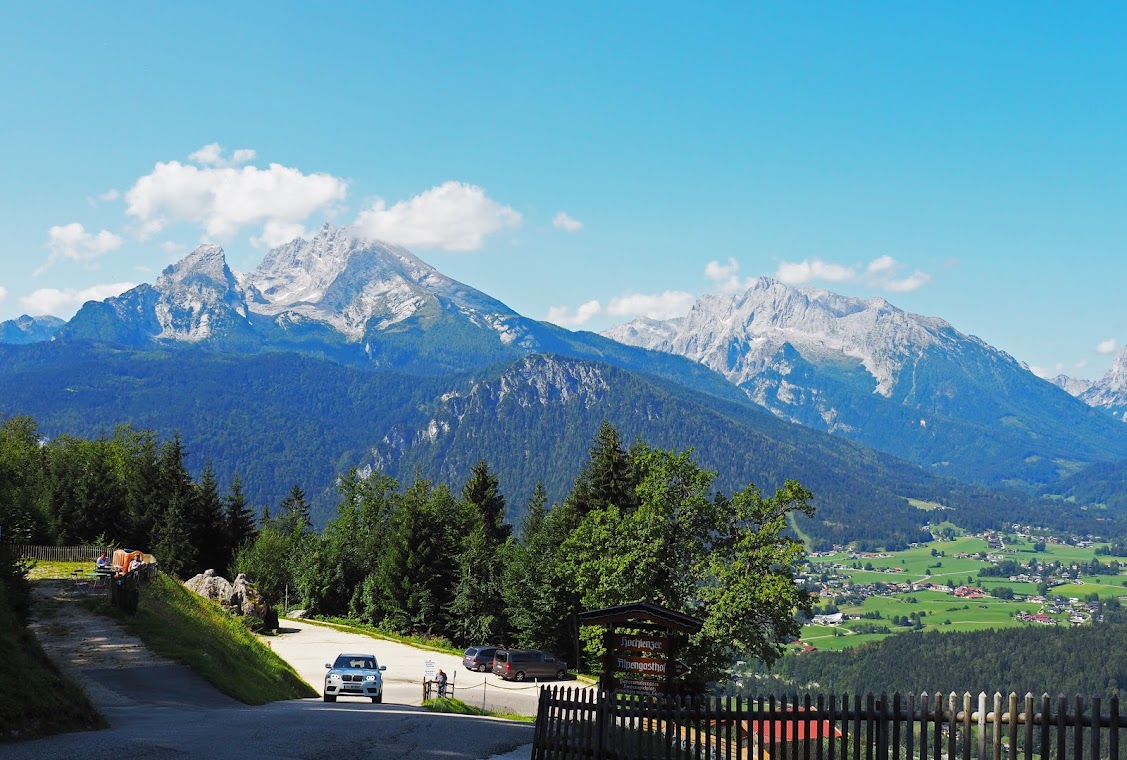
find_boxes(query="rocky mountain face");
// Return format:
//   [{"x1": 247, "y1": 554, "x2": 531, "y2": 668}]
[
  {"x1": 50, "y1": 226, "x2": 753, "y2": 399},
  {"x1": 13, "y1": 229, "x2": 1127, "y2": 496},
  {"x1": 603, "y1": 278, "x2": 1127, "y2": 487},
  {"x1": 56, "y1": 225, "x2": 541, "y2": 372},
  {"x1": 0, "y1": 314, "x2": 64, "y2": 344},
  {"x1": 1071, "y1": 348, "x2": 1127, "y2": 422}
]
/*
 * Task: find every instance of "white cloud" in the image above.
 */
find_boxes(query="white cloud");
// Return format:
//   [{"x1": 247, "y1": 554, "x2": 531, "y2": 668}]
[
  {"x1": 0, "y1": 285, "x2": 7, "y2": 303},
  {"x1": 125, "y1": 147, "x2": 347, "y2": 246},
  {"x1": 775, "y1": 258, "x2": 857, "y2": 285},
  {"x1": 87, "y1": 188, "x2": 121, "y2": 207},
  {"x1": 776, "y1": 255, "x2": 931, "y2": 294},
  {"x1": 37, "y1": 222, "x2": 124, "y2": 274},
  {"x1": 160, "y1": 241, "x2": 186, "y2": 255},
  {"x1": 552, "y1": 211, "x2": 583, "y2": 233},
  {"x1": 866, "y1": 255, "x2": 897, "y2": 275},
  {"x1": 188, "y1": 143, "x2": 257, "y2": 168},
  {"x1": 353, "y1": 181, "x2": 521, "y2": 251},
  {"x1": 546, "y1": 300, "x2": 602, "y2": 327},
  {"x1": 19, "y1": 281, "x2": 136, "y2": 317},
  {"x1": 704, "y1": 258, "x2": 743, "y2": 292},
  {"x1": 1096, "y1": 339, "x2": 1117, "y2": 354},
  {"x1": 882, "y1": 272, "x2": 931, "y2": 293},
  {"x1": 607, "y1": 290, "x2": 695, "y2": 320},
  {"x1": 1029, "y1": 362, "x2": 1064, "y2": 379}
]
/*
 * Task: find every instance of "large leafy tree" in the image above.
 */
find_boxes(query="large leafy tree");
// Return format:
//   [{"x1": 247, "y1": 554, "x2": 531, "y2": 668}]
[
  {"x1": 0, "y1": 416, "x2": 50, "y2": 544},
  {"x1": 558, "y1": 425, "x2": 816, "y2": 684},
  {"x1": 295, "y1": 468, "x2": 397, "y2": 616}
]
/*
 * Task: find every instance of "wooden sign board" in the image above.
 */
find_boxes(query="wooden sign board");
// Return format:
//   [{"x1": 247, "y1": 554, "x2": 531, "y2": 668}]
[
  {"x1": 615, "y1": 655, "x2": 668, "y2": 676},
  {"x1": 612, "y1": 633, "x2": 668, "y2": 655},
  {"x1": 614, "y1": 678, "x2": 668, "y2": 696}
]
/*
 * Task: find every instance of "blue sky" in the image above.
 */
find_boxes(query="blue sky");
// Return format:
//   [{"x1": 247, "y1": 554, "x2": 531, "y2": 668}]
[{"x1": 2, "y1": 3, "x2": 1125, "y2": 379}]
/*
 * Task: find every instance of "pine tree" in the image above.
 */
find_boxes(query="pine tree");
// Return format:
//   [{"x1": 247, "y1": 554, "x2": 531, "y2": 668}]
[
  {"x1": 224, "y1": 473, "x2": 257, "y2": 571},
  {"x1": 192, "y1": 463, "x2": 227, "y2": 574}
]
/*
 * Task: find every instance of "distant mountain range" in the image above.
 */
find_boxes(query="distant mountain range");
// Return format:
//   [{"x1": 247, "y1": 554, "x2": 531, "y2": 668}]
[
  {"x1": 3, "y1": 226, "x2": 1126, "y2": 544},
  {"x1": 1050, "y1": 348, "x2": 1127, "y2": 423},
  {"x1": 603, "y1": 279, "x2": 1127, "y2": 489}
]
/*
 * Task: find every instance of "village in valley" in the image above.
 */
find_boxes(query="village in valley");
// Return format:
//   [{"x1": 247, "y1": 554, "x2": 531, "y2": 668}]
[{"x1": 789, "y1": 519, "x2": 1127, "y2": 654}]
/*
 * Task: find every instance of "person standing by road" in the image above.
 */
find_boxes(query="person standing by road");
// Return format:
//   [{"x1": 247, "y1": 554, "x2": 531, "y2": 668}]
[{"x1": 436, "y1": 668, "x2": 448, "y2": 697}]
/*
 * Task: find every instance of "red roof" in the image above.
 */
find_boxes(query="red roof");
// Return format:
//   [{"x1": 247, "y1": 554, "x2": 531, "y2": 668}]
[{"x1": 747, "y1": 709, "x2": 842, "y2": 741}]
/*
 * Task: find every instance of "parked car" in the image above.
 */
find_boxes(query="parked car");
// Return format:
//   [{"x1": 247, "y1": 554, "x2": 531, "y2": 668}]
[
  {"x1": 324, "y1": 653, "x2": 386, "y2": 703},
  {"x1": 462, "y1": 645, "x2": 500, "y2": 672},
  {"x1": 492, "y1": 649, "x2": 567, "y2": 682}
]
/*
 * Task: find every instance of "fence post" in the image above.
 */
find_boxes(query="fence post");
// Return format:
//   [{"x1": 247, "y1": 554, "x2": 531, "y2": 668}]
[
  {"x1": 1110, "y1": 693, "x2": 1119, "y2": 760},
  {"x1": 962, "y1": 691, "x2": 973, "y2": 760},
  {"x1": 530, "y1": 686, "x2": 548, "y2": 760},
  {"x1": 1007, "y1": 692, "x2": 1018, "y2": 760},
  {"x1": 977, "y1": 691, "x2": 987, "y2": 760}
]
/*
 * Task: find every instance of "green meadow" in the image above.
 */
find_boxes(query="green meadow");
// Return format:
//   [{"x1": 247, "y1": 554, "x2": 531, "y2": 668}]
[{"x1": 799, "y1": 530, "x2": 1127, "y2": 652}]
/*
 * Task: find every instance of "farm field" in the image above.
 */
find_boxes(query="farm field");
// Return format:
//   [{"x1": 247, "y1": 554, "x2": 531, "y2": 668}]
[{"x1": 796, "y1": 529, "x2": 1127, "y2": 652}]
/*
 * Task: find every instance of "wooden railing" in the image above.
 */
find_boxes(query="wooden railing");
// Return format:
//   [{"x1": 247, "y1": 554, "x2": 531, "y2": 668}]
[{"x1": 532, "y1": 687, "x2": 1121, "y2": 759}]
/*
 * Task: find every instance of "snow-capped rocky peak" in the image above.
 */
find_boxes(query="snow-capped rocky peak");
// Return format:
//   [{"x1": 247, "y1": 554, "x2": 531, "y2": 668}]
[
  {"x1": 157, "y1": 244, "x2": 238, "y2": 291},
  {"x1": 1107, "y1": 348, "x2": 1127, "y2": 392},
  {"x1": 1078, "y1": 347, "x2": 1127, "y2": 421},
  {"x1": 244, "y1": 224, "x2": 520, "y2": 341},
  {"x1": 1050, "y1": 374, "x2": 1094, "y2": 397},
  {"x1": 604, "y1": 277, "x2": 961, "y2": 396},
  {"x1": 151, "y1": 243, "x2": 248, "y2": 341}
]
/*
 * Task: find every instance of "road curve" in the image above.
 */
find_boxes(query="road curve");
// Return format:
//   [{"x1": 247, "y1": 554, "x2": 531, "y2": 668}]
[
  {"x1": 10, "y1": 583, "x2": 534, "y2": 759},
  {"x1": 270, "y1": 617, "x2": 574, "y2": 716}
]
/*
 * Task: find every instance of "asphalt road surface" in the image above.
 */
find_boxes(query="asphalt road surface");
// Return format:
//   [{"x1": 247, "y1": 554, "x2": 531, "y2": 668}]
[
  {"x1": 270, "y1": 617, "x2": 576, "y2": 716},
  {"x1": 10, "y1": 584, "x2": 535, "y2": 759}
]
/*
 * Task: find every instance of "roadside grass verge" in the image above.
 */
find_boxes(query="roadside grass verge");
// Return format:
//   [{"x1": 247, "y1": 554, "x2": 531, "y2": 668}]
[
  {"x1": 0, "y1": 578, "x2": 105, "y2": 743},
  {"x1": 422, "y1": 696, "x2": 534, "y2": 722},
  {"x1": 301, "y1": 615, "x2": 463, "y2": 656},
  {"x1": 84, "y1": 572, "x2": 316, "y2": 704}
]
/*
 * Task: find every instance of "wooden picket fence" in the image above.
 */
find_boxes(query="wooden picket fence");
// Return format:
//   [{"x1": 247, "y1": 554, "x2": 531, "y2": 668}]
[
  {"x1": 532, "y1": 687, "x2": 1121, "y2": 759},
  {"x1": 10, "y1": 544, "x2": 106, "y2": 562}
]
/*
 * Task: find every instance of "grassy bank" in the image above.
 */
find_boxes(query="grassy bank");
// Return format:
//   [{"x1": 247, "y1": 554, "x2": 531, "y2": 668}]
[
  {"x1": 422, "y1": 696, "x2": 534, "y2": 722},
  {"x1": 0, "y1": 579, "x2": 106, "y2": 742},
  {"x1": 86, "y1": 572, "x2": 317, "y2": 703}
]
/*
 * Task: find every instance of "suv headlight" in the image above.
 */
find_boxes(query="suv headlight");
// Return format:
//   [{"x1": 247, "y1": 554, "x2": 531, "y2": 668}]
[{"x1": 365, "y1": 675, "x2": 377, "y2": 681}]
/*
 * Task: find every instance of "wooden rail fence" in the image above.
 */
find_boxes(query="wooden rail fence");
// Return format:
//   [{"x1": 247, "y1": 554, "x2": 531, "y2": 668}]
[
  {"x1": 10, "y1": 544, "x2": 107, "y2": 562},
  {"x1": 532, "y1": 687, "x2": 1121, "y2": 760}
]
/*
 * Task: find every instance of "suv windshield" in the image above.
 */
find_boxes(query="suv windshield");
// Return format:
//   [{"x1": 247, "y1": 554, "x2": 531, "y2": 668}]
[{"x1": 334, "y1": 655, "x2": 376, "y2": 669}]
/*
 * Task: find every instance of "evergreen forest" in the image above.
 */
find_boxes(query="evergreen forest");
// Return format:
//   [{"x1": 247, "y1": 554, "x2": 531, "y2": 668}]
[{"x1": 0, "y1": 415, "x2": 814, "y2": 685}]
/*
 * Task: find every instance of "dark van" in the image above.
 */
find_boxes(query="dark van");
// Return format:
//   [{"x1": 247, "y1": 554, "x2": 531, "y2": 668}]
[
  {"x1": 492, "y1": 649, "x2": 567, "y2": 682},
  {"x1": 463, "y1": 645, "x2": 500, "y2": 672}
]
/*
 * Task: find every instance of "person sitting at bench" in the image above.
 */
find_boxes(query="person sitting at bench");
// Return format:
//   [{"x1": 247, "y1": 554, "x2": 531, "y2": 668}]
[
  {"x1": 128, "y1": 555, "x2": 144, "y2": 572},
  {"x1": 96, "y1": 551, "x2": 111, "y2": 570}
]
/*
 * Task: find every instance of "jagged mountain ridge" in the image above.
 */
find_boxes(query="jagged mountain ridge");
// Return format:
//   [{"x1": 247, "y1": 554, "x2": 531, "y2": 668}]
[
  {"x1": 603, "y1": 278, "x2": 1127, "y2": 487},
  {"x1": 53, "y1": 226, "x2": 753, "y2": 405},
  {"x1": 1058, "y1": 348, "x2": 1127, "y2": 422},
  {"x1": 0, "y1": 314, "x2": 65, "y2": 344}
]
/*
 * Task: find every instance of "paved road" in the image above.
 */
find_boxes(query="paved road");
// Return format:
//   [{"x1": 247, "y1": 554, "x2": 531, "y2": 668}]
[
  {"x1": 10, "y1": 583, "x2": 534, "y2": 759},
  {"x1": 271, "y1": 618, "x2": 573, "y2": 716},
  {"x1": 2, "y1": 699, "x2": 535, "y2": 760}
]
